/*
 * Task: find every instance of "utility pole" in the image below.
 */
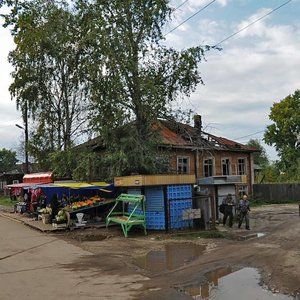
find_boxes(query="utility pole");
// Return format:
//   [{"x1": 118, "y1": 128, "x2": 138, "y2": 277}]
[
  {"x1": 15, "y1": 102, "x2": 29, "y2": 174},
  {"x1": 24, "y1": 101, "x2": 29, "y2": 174}
]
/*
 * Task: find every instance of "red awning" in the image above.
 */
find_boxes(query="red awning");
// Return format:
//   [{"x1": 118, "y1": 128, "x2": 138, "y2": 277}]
[
  {"x1": 23, "y1": 172, "x2": 53, "y2": 184},
  {"x1": 5, "y1": 182, "x2": 33, "y2": 188}
]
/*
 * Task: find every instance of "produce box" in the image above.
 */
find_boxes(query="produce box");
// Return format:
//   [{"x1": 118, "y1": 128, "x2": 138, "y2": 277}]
[{"x1": 42, "y1": 214, "x2": 51, "y2": 224}]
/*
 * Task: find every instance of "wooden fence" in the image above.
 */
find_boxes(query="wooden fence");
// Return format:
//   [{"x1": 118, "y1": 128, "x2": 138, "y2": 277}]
[{"x1": 253, "y1": 183, "x2": 300, "y2": 202}]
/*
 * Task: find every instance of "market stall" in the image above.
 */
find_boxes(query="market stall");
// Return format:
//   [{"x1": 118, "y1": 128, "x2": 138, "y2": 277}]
[{"x1": 35, "y1": 181, "x2": 117, "y2": 229}]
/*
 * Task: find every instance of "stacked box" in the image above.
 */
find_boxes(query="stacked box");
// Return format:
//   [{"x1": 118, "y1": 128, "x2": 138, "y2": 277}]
[
  {"x1": 127, "y1": 184, "x2": 193, "y2": 230},
  {"x1": 146, "y1": 211, "x2": 165, "y2": 230},
  {"x1": 167, "y1": 184, "x2": 192, "y2": 200},
  {"x1": 144, "y1": 187, "x2": 165, "y2": 229},
  {"x1": 128, "y1": 186, "x2": 165, "y2": 230},
  {"x1": 168, "y1": 184, "x2": 193, "y2": 230}
]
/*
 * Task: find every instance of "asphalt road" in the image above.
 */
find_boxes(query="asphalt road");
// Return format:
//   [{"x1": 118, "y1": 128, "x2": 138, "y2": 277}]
[{"x1": 0, "y1": 215, "x2": 144, "y2": 300}]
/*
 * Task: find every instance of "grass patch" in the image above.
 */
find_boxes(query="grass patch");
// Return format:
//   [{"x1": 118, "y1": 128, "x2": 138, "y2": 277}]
[
  {"x1": 0, "y1": 195, "x2": 16, "y2": 207},
  {"x1": 251, "y1": 198, "x2": 300, "y2": 207}
]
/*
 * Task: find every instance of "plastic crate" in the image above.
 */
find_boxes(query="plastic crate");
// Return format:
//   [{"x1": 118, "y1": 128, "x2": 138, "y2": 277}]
[
  {"x1": 167, "y1": 184, "x2": 192, "y2": 200},
  {"x1": 146, "y1": 211, "x2": 165, "y2": 230}
]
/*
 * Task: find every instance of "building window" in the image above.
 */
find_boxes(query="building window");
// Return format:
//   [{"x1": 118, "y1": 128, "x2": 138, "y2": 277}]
[
  {"x1": 238, "y1": 158, "x2": 246, "y2": 175},
  {"x1": 177, "y1": 156, "x2": 190, "y2": 174},
  {"x1": 204, "y1": 158, "x2": 214, "y2": 177},
  {"x1": 222, "y1": 158, "x2": 231, "y2": 175}
]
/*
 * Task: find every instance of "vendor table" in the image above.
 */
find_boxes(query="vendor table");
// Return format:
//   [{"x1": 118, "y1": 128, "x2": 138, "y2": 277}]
[
  {"x1": 106, "y1": 194, "x2": 146, "y2": 237},
  {"x1": 65, "y1": 199, "x2": 116, "y2": 228}
]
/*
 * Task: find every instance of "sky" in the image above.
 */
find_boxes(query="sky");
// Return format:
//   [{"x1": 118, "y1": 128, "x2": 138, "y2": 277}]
[{"x1": 1, "y1": 0, "x2": 300, "y2": 161}]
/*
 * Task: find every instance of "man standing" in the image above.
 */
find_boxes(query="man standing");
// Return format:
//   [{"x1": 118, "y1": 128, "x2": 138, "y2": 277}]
[
  {"x1": 238, "y1": 194, "x2": 251, "y2": 230},
  {"x1": 222, "y1": 193, "x2": 234, "y2": 228}
]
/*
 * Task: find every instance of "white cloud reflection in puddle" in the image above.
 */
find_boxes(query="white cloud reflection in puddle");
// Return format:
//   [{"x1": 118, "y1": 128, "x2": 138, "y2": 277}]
[{"x1": 182, "y1": 267, "x2": 294, "y2": 300}]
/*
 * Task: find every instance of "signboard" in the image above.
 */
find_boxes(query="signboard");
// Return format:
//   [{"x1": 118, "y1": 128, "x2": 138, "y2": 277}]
[{"x1": 182, "y1": 208, "x2": 201, "y2": 220}]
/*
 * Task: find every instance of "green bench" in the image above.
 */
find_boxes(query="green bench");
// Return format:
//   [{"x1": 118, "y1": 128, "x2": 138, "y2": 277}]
[{"x1": 106, "y1": 193, "x2": 147, "y2": 237}]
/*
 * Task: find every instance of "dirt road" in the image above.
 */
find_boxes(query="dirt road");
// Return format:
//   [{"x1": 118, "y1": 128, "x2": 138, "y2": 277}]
[
  {"x1": 55, "y1": 203, "x2": 300, "y2": 299},
  {"x1": 1, "y1": 203, "x2": 299, "y2": 299}
]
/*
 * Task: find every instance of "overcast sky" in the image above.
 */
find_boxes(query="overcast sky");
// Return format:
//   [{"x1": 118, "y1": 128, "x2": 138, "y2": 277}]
[{"x1": 1, "y1": 0, "x2": 300, "y2": 161}]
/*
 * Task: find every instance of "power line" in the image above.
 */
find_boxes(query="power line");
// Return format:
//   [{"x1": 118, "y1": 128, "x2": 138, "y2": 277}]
[
  {"x1": 165, "y1": 0, "x2": 217, "y2": 36},
  {"x1": 174, "y1": 0, "x2": 189, "y2": 12},
  {"x1": 234, "y1": 130, "x2": 265, "y2": 141},
  {"x1": 214, "y1": 0, "x2": 293, "y2": 47}
]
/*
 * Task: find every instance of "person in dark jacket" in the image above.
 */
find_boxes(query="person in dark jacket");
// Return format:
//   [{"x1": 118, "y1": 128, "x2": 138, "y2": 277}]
[
  {"x1": 222, "y1": 193, "x2": 234, "y2": 227},
  {"x1": 50, "y1": 193, "x2": 59, "y2": 223}
]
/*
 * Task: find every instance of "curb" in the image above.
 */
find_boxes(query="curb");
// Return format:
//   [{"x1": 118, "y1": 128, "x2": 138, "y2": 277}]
[
  {"x1": 0, "y1": 212, "x2": 23, "y2": 223},
  {"x1": 0, "y1": 212, "x2": 57, "y2": 233}
]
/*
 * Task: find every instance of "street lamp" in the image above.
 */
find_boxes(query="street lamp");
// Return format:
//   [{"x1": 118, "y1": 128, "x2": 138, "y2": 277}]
[{"x1": 15, "y1": 123, "x2": 29, "y2": 174}]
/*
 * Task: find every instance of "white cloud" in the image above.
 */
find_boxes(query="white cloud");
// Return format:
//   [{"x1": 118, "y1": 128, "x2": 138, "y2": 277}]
[
  {"x1": 187, "y1": 0, "x2": 228, "y2": 9},
  {"x1": 0, "y1": 15, "x2": 22, "y2": 150},
  {"x1": 177, "y1": 10, "x2": 300, "y2": 160}
]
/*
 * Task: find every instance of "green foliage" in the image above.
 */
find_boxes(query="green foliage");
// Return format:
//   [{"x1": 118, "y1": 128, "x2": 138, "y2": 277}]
[
  {"x1": 3, "y1": 0, "x2": 215, "y2": 177},
  {"x1": 0, "y1": 148, "x2": 18, "y2": 172},
  {"x1": 264, "y1": 90, "x2": 300, "y2": 180},
  {"x1": 5, "y1": 0, "x2": 89, "y2": 165},
  {"x1": 71, "y1": 151, "x2": 104, "y2": 182},
  {"x1": 99, "y1": 125, "x2": 170, "y2": 177},
  {"x1": 251, "y1": 197, "x2": 299, "y2": 206},
  {"x1": 247, "y1": 139, "x2": 269, "y2": 166},
  {"x1": 77, "y1": 0, "x2": 212, "y2": 176},
  {"x1": 0, "y1": 195, "x2": 15, "y2": 207},
  {"x1": 48, "y1": 149, "x2": 77, "y2": 178}
]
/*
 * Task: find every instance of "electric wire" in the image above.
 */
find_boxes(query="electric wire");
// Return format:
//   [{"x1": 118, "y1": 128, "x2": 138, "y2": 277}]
[
  {"x1": 213, "y1": 0, "x2": 293, "y2": 47},
  {"x1": 234, "y1": 130, "x2": 266, "y2": 141},
  {"x1": 165, "y1": 0, "x2": 217, "y2": 36},
  {"x1": 174, "y1": 0, "x2": 189, "y2": 12}
]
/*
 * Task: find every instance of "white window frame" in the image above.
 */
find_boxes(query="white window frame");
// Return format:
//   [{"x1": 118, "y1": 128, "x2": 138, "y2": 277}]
[
  {"x1": 204, "y1": 157, "x2": 214, "y2": 177},
  {"x1": 177, "y1": 156, "x2": 190, "y2": 174},
  {"x1": 237, "y1": 158, "x2": 247, "y2": 175}
]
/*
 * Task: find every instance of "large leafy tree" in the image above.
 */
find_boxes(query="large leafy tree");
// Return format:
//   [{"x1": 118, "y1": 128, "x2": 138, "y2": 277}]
[
  {"x1": 77, "y1": 0, "x2": 212, "y2": 176},
  {"x1": 264, "y1": 90, "x2": 300, "y2": 180},
  {"x1": 3, "y1": 0, "x2": 213, "y2": 178},
  {"x1": 3, "y1": 0, "x2": 89, "y2": 171},
  {"x1": 0, "y1": 148, "x2": 18, "y2": 173}
]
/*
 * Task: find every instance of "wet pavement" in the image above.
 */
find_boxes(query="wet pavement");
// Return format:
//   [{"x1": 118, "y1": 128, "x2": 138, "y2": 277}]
[
  {"x1": 180, "y1": 267, "x2": 294, "y2": 300},
  {"x1": 135, "y1": 243, "x2": 205, "y2": 272}
]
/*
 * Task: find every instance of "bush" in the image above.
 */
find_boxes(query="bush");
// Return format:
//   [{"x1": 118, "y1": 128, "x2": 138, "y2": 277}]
[{"x1": 0, "y1": 195, "x2": 16, "y2": 207}]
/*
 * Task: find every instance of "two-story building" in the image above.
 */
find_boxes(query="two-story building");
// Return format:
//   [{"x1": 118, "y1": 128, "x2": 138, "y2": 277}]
[
  {"x1": 80, "y1": 115, "x2": 258, "y2": 201},
  {"x1": 156, "y1": 116, "x2": 258, "y2": 199}
]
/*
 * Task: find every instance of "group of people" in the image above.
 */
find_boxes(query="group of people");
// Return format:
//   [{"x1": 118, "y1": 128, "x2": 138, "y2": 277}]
[{"x1": 220, "y1": 193, "x2": 251, "y2": 230}]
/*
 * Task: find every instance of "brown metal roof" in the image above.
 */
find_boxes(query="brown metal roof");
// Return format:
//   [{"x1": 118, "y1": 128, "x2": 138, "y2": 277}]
[
  {"x1": 79, "y1": 120, "x2": 259, "y2": 153},
  {"x1": 157, "y1": 120, "x2": 258, "y2": 152}
]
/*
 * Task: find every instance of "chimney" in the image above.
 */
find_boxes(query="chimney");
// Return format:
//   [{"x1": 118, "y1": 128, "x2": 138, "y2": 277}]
[{"x1": 194, "y1": 115, "x2": 202, "y2": 133}]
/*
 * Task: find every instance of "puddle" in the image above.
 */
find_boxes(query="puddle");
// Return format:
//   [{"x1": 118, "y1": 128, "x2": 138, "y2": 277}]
[
  {"x1": 182, "y1": 267, "x2": 294, "y2": 300},
  {"x1": 135, "y1": 243, "x2": 205, "y2": 272}
]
